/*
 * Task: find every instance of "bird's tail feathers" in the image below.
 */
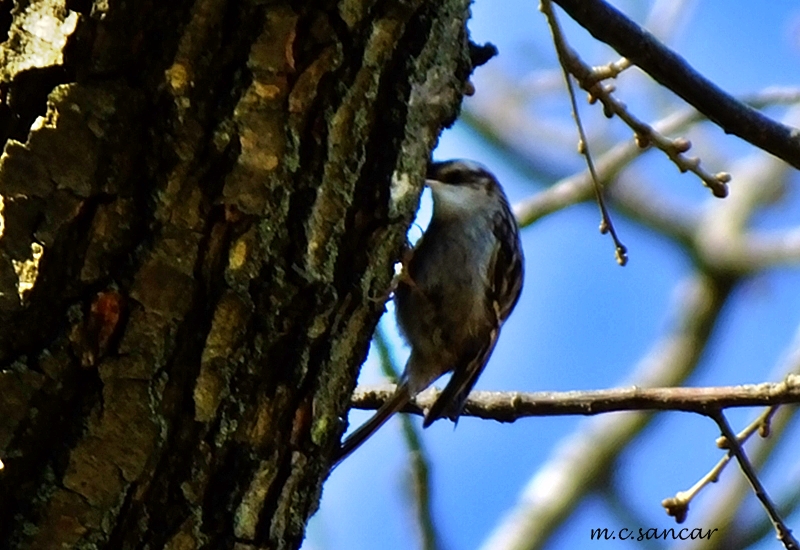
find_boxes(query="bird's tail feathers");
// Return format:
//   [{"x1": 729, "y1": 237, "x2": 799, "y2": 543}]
[
  {"x1": 421, "y1": 330, "x2": 500, "y2": 428},
  {"x1": 333, "y1": 382, "x2": 411, "y2": 466}
]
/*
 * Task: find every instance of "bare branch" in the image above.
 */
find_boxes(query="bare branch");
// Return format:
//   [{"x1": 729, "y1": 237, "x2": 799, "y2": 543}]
[
  {"x1": 511, "y1": 89, "x2": 800, "y2": 237},
  {"x1": 678, "y1": 323, "x2": 800, "y2": 547},
  {"x1": 540, "y1": 0, "x2": 628, "y2": 265},
  {"x1": 662, "y1": 406, "x2": 778, "y2": 524},
  {"x1": 350, "y1": 377, "x2": 800, "y2": 420},
  {"x1": 542, "y1": 0, "x2": 730, "y2": 197},
  {"x1": 709, "y1": 411, "x2": 800, "y2": 550},
  {"x1": 550, "y1": 0, "x2": 800, "y2": 170}
]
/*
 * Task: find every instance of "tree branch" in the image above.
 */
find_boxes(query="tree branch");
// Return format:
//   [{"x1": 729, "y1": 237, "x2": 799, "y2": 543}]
[
  {"x1": 662, "y1": 406, "x2": 779, "y2": 524},
  {"x1": 509, "y1": 89, "x2": 800, "y2": 242},
  {"x1": 541, "y1": 0, "x2": 628, "y2": 264},
  {"x1": 350, "y1": 377, "x2": 800, "y2": 421},
  {"x1": 709, "y1": 410, "x2": 800, "y2": 550},
  {"x1": 685, "y1": 326, "x2": 800, "y2": 545},
  {"x1": 550, "y1": 0, "x2": 800, "y2": 170}
]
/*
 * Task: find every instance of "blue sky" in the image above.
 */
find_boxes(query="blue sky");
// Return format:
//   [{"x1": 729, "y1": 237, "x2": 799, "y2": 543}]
[{"x1": 307, "y1": 2, "x2": 800, "y2": 549}]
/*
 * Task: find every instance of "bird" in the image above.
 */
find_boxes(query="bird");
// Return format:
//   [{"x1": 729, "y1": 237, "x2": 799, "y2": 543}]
[{"x1": 334, "y1": 159, "x2": 524, "y2": 464}]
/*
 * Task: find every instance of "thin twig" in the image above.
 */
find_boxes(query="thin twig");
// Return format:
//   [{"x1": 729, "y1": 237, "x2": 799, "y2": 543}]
[
  {"x1": 716, "y1": 405, "x2": 778, "y2": 448},
  {"x1": 708, "y1": 410, "x2": 800, "y2": 550},
  {"x1": 502, "y1": 87, "x2": 800, "y2": 231},
  {"x1": 736, "y1": 484, "x2": 800, "y2": 549},
  {"x1": 540, "y1": 0, "x2": 628, "y2": 266},
  {"x1": 585, "y1": 57, "x2": 631, "y2": 83},
  {"x1": 542, "y1": 0, "x2": 730, "y2": 198},
  {"x1": 550, "y1": 0, "x2": 800, "y2": 170},
  {"x1": 662, "y1": 406, "x2": 778, "y2": 523},
  {"x1": 669, "y1": 322, "x2": 800, "y2": 548}
]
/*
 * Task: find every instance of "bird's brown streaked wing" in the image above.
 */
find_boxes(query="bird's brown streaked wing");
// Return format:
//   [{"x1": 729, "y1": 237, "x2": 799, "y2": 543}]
[
  {"x1": 490, "y1": 205, "x2": 524, "y2": 322},
  {"x1": 334, "y1": 382, "x2": 412, "y2": 465}
]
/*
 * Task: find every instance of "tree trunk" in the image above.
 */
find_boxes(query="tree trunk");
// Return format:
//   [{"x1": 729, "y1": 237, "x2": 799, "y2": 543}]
[{"x1": 0, "y1": 1, "x2": 472, "y2": 548}]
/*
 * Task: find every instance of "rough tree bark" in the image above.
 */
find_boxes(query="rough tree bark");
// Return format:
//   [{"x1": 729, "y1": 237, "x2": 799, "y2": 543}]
[{"x1": 0, "y1": 0, "x2": 475, "y2": 548}]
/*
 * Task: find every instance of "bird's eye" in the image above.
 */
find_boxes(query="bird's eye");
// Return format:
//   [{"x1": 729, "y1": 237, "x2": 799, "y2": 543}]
[
  {"x1": 428, "y1": 161, "x2": 489, "y2": 185},
  {"x1": 439, "y1": 167, "x2": 482, "y2": 185},
  {"x1": 438, "y1": 169, "x2": 466, "y2": 184}
]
